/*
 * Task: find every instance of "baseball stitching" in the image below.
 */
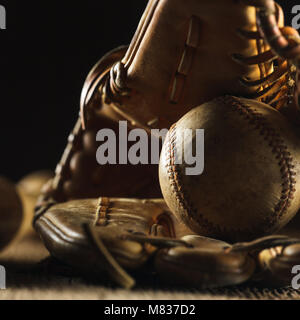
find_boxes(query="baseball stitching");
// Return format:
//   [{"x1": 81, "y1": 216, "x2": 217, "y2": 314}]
[{"x1": 166, "y1": 95, "x2": 297, "y2": 238}]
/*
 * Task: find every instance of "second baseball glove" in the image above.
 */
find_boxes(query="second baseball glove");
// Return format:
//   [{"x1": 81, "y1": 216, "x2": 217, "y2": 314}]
[{"x1": 35, "y1": 197, "x2": 258, "y2": 288}]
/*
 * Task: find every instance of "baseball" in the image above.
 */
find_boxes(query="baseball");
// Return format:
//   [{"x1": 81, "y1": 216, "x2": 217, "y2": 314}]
[
  {"x1": 0, "y1": 177, "x2": 23, "y2": 250},
  {"x1": 159, "y1": 96, "x2": 300, "y2": 242},
  {"x1": 17, "y1": 170, "x2": 53, "y2": 236}
]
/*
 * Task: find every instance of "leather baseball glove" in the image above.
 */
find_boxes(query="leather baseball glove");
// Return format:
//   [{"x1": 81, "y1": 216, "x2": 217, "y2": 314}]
[{"x1": 34, "y1": 0, "x2": 300, "y2": 289}]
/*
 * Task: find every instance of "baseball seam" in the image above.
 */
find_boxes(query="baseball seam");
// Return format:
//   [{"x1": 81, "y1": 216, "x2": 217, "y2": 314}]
[{"x1": 166, "y1": 95, "x2": 296, "y2": 237}]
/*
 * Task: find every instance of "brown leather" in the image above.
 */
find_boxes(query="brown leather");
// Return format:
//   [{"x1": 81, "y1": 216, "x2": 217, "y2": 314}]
[
  {"x1": 36, "y1": 115, "x2": 161, "y2": 210},
  {"x1": 255, "y1": 244, "x2": 300, "y2": 286},
  {"x1": 36, "y1": 47, "x2": 162, "y2": 214},
  {"x1": 298, "y1": 69, "x2": 300, "y2": 106},
  {"x1": 35, "y1": 197, "x2": 258, "y2": 288},
  {"x1": 243, "y1": 0, "x2": 300, "y2": 68},
  {"x1": 252, "y1": 213, "x2": 300, "y2": 286},
  {"x1": 33, "y1": 0, "x2": 300, "y2": 289},
  {"x1": 82, "y1": 0, "x2": 300, "y2": 131},
  {"x1": 37, "y1": 0, "x2": 299, "y2": 211},
  {"x1": 107, "y1": 0, "x2": 273, "y2": 130},
  {"x1": 155, "y1": 221, "x2": 300, "y2": 288},
  {"x1": 155, "y1": 235, "x2": 255, "y2": 288},
  {"x1": 159, "y1": 96, "x2": 300, "y2": 242},
  {"x1": 35, "y1": 198, "x2": 193, "y2": 287}
]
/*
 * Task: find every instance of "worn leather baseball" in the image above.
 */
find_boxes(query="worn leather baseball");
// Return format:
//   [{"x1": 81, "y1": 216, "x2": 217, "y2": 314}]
[
  {"x1": 0, "y1": 177, "x2": 23, "y2": 250},
  {"x1": 159, "y1": 96, "x2": 300, "y2": 242},
  {"x1": 17, "y1": 171, "x2": 53, "y2": 236}
]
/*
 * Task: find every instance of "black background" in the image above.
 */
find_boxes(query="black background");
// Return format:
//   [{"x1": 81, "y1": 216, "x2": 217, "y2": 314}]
[{"x1": 0, "y1": 0, "x2": 297, "y2": 182}]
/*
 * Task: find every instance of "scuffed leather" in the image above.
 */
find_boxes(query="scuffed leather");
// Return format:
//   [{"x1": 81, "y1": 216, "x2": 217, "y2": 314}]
[
  {"x1": 33, "y1": 0, "x2": 300, "y2": 289},
  {"x1": 101, "y1": 0, "x2": 285, "y2": 130},
  {"x1": 159, "y1": 96, "x2": 300, "y2": 242}
]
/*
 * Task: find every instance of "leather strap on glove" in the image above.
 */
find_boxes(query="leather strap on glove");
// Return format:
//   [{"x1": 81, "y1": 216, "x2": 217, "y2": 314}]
[{"x1": 34, "y1": 0, "x2": 300, "y2": 289}]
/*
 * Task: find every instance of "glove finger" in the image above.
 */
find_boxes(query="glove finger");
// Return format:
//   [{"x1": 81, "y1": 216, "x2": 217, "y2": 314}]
[
  {"x1": 256, "y1": 243, "x2": 300, "y2": 286},
  {"x1": 155, "y1": 235, "x2": 255, "y2": 288}
]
